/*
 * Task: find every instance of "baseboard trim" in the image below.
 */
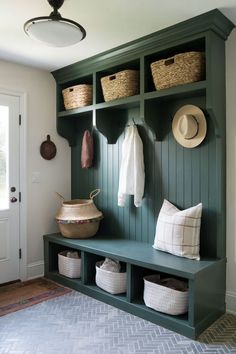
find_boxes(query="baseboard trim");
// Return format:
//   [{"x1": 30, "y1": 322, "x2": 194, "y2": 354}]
[
  {"x1": 226, "y1": 290, "x2": 236, "y2": 314},
  {"x1": 27, "y1": 261, "x2": 44, "y2": 280}
]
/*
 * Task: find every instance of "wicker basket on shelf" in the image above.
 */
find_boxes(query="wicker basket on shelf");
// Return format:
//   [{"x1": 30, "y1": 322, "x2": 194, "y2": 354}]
[
  {"x1": 101, "y1": 69, "x2": 139, "y2": 102},
  {"x1": 150, "y1": 51, "x2": 205, "y2": 90},
  {"x1": 62, "y1": 84, "x2": 92, "y2": 110},
  {"x1": 143, "y1": 275, "x2": 188, "y2": 315},
  {"x1": 95, "y1": 261, "x2": 127, "y2": 294},
  {"x1": 58, "y1": 250, "x2": 81, "y2": 278}
]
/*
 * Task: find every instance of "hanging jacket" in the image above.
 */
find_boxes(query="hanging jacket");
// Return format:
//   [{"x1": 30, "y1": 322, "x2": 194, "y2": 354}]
[
  {"x1": 81, "y1": 130, "x2": 93, "y2": 168},
  {"x1": 118, "y1": 124, "x2": 145, "y2": 207}
]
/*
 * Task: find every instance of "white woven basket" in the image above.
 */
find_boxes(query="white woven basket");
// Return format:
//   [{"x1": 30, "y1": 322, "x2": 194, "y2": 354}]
[
  {"x1": 58, "y1": 250, "x2": 81, "y2": 278},
  {"x1": 95, "y1": 261, "x2": 127, "y2": 294},
  {"x1": 143, "y1": 275, "x2": 188, "y2": 315}
]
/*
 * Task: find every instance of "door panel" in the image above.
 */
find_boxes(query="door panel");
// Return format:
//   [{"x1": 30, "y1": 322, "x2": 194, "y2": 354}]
[
  {"x1": 0, "y1": 94, "x2": 20, "y2": 283},
  {"x1": 0, "y1": 218, "x2": 9, "y2": 260}
]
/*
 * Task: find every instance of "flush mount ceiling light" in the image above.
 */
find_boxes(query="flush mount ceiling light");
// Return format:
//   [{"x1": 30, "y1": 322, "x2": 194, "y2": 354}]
[{"x1": 24, "y1": 0, "x2": 86, "y2": 47}]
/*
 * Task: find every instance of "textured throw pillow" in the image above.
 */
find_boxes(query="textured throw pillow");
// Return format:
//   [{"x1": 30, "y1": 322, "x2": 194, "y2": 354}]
[{"x1": 153, "y1": 199, "x2": 202, "y2": 260}]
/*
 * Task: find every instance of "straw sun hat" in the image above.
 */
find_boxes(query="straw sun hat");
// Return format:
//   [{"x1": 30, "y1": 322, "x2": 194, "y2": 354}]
[{"x1": 172, "y1": 105, "x2": 207, "y2": 148}]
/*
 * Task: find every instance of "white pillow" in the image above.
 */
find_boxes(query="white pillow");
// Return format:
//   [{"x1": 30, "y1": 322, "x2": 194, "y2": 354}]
[{"x1": 153, "y1": 199, "x2": 202, "y2": 260}]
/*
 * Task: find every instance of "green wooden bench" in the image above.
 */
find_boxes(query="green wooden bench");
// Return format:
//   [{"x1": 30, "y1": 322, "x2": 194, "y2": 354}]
[{"x1": 44, "y1": 233, "x2": 225, "y2": 339}]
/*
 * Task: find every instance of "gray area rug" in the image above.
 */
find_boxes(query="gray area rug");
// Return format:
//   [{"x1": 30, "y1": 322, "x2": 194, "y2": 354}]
[{"x1": 0, "y1": 290, "x2": 236, "y2": 354}]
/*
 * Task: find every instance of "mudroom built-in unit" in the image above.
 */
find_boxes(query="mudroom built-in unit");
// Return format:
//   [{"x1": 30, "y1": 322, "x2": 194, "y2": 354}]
[{"x1": 44, "y1": 9, "x2": 234, "y2": 339}]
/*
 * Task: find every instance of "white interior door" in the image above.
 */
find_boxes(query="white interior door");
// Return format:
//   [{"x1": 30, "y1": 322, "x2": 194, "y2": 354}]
[{"x1": 0, "y1": 93, "x2": 20, "y2": 284}]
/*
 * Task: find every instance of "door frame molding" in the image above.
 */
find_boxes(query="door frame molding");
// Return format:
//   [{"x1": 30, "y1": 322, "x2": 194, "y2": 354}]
[{"x1": 0, "y1": 88, "x2": 27, "y2": 281}]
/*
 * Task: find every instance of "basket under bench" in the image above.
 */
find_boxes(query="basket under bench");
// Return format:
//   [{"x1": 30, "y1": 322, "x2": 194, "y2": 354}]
[{"x1": 43, "y1": 233, "x2": 226, "y2": 339}]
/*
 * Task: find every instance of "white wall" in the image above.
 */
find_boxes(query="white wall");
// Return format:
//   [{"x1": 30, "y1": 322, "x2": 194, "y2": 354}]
[
  {"x1": 0, "y1": 60, "x2": 71, "y2": 279},
  {"x1": 226, "y1": 28, "x2": 236, "y2": 313}
]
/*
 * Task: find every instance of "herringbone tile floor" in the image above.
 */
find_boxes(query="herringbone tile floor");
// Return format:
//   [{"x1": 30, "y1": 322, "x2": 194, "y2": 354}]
[{"x1": 0, "y1": 290, "x2": 236, "y2": 354}]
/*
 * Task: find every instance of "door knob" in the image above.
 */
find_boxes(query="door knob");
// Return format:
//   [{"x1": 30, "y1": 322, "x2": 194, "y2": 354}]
[
  {"x1": 10, "y1": 197, "x2": 18, "y2": 203},
  {"x1": 10, "y1": 187, "x2": 16, "y2": 192}
]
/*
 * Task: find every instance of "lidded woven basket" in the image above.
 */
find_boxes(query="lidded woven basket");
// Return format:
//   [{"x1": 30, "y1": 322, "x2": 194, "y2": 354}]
[
  {"x1": 151, "y1": 51, "x2": 205, "y2": 90},
  {"x1": 101, "y1": 69, "x2": 139, "y2": 102},
  {"x1": 56, "y1": 189, "x2": 103, "y2": 239},
  {"x1": 62, "y1": 84, "x2": 92, "y2": 110}
]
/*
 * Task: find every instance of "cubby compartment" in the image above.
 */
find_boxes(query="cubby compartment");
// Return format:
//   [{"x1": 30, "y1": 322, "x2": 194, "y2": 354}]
[
  {"x1": 129, "y1": 264, "x2": 189, "y2": 316},
  {"x1": 46, "y1": 241, "x2": 83, "y2": 282},
  {"x1": 96, "y1": 105, "x2": 140, "y2": 144},
  {"x1": 144, "y1": 93, "x2": 206, "y2": 141},
  {"x1": 58, "y1": 111, "x2": 93, "y2": 147},
  {"x1": 83, "y1": 252, "x2": 104, "y2": 285},
  {"x1": 96, "y1": 59, "x2": 140, "y2": 104},
  {"x1": 144, "y1": 37, "x2": 206, "y2": 94},
  {"x1": 83, "y1": 251, "x2": 128, "y2": 300}
]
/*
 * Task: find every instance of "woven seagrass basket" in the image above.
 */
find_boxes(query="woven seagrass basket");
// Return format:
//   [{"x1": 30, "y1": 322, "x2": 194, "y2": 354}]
[
  {"x1": 55, "y1": 189, "x2": 103, "y2": 239},
  {"x1": 143, "y1": 275, "x2": 188, "y2": 315},
  {"x1": 151, "y1": 51, "x2": 205, "y2": 90},
  {"x1": 95, "y1": 261, "x2": 127, "y2": 294},
  {"x1": 62, "y1": 84, "x2": 92, "y2": 110},
  {"x1": 58, "y1": 250, "x2": 81, "y2": 278},
  {"x1": 101, "y1": 69, "x2": 139, "y2": 102}
]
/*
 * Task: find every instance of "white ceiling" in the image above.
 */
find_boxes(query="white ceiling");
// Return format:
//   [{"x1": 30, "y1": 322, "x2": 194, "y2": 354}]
[{"x1": 1, "y1": 0, "x2": 236, "y2": 72}]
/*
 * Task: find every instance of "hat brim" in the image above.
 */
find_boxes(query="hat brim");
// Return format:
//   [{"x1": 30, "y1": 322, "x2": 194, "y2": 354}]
[{"x1": 172, "y1": 105, "x2": 207, "y2": 148}]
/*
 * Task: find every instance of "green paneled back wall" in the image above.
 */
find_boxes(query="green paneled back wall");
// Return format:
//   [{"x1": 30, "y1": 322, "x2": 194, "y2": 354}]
[{"x1": 71, "y1": 94, "x2": 216, "y2": 258}]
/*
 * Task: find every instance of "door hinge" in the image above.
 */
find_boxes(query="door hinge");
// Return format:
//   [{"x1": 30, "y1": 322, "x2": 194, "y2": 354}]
[
  {"x1": 19, "y1": 249, "x2": 22, "y2": 259},
  {"x1": 19, "y1": 114, "x2": 21, "y2": 125},
  {"x1": 19, "y1": 192, "x2": 21, "y2": 202}
]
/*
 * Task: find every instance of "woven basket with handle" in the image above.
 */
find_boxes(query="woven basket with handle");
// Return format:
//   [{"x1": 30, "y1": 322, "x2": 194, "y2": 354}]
[
  {"x1": 151, "y1": 51, "x2": 205, "y2": 90},
  {"x1": 101, "y1": 69, "x2": 139, "y2": 102},
  {"x1": 55, "y1": 189, "x2": 103, "y2": 239},
  {"x1": 62, "y1": 84, "x2": 92, "y2": 110}
]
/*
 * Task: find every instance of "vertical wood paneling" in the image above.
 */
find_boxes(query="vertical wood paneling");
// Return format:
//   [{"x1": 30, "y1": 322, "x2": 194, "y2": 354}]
[
  {"x1": 200, "y1": 134, "x2": 209, "y2": 257},
  {"x1": 191, "y1": 147, "x2": 201, "y2": 205},
  {"x1": 152, "y1": 140, "x2": 162, "y2": 243},
  {"x1": 161, "y1": 136, "x2": 169, "y2": 199},
  {"x1": 208, "y1": 121, "x2": 217, "y2": 257},
  {"x1": 117, "y1": 134, "x2": 124, "y2": 237},
  {"x1": 176, "y1": 144, "x2": 184, "y2": 207},
  {"x1": 183, "y1": 148, "x2": 192, "y2": 207},
  {"x1": 71, "y1": 103, "x2": 220, "y2": 258},
  {"x1": 168, "y1": 134, "x2": 177, "y2": 203}
]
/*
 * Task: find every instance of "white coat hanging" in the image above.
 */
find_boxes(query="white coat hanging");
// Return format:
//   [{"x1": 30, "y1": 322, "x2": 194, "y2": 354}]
[{"x1": 118, "y1": 124, "x2": 145, "y2": 207}]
